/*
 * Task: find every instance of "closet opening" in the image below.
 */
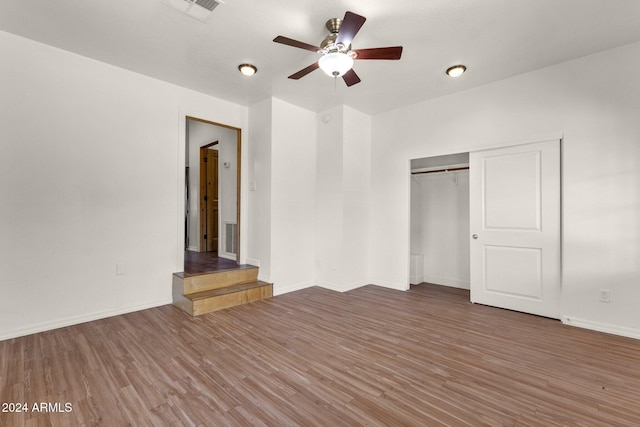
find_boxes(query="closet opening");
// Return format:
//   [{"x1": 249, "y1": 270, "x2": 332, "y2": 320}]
[{"x1": 410, "y1": 152, "x2": 470, "y2": 293}]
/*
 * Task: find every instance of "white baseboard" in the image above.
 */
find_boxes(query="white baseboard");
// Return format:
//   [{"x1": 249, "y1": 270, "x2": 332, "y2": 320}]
[
  {"x1": 422, "y1": 275, "x2": 470, "y2": 290},
  {"x1": 410, "y1": 275, "x2": 424, "y2": 285},
  {"x1": 246, "y1": 258, "x2": 260, "y2": 267},
  {"x1": 316, "y1": 280, "x2": 367, "y2": 293},
  {"x1": 257, "y1": 273, "x2": 271, "y2": 283},
  {"x1": 370, "y1": 279, "x2": 409, "y2": 291},
  {"x1": 562, "y1": 316, "x2": 640, "y2": 340},
  {"x1": 273, "y1": 280, "x2": 314, "y2": 296},
  {"x1": 218, "y1": 252, "x2": 236, "y2": 261},
  {"x1": 187, "y1": 246, "x2": 199, "y2": 252},
  {"x1": 0, "y1": 298, "x2": 173, "y2": 342}
]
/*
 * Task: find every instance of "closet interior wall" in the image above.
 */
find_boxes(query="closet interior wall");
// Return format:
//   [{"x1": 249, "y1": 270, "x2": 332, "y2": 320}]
[{"x1": 410, "y1": 163, "x2": 470, "y2": 289}]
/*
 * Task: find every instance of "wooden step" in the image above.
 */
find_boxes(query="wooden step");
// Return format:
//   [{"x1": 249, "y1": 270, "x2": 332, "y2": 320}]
[
  {"x1": 173, "y1": 281, "x2": 273, "y2": 316},
  {"x1": 172, "y1": 265, "x2": 273, "y2": 316},
  {"x1": 173, "y1": 265, "x2": 259, "y2": 295}
]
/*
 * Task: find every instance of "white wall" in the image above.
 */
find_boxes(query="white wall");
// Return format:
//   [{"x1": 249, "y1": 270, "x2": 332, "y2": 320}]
[
  {"x1": 341, "y1": 107, "x2": 372, "y2": 288},
  {"x1": 248, "y1": 101, "x2": 372, "y2": 296},
  {"x1": 186, "y1": 120, "x2": 237, "y2": 254},
  {"x1": 247, "y1": 99, "x2": 272, "y2": 278},
  {"x1": 316, "y1": 106, "x2": 345, "y2": 287},
  {"x1": 315, "y1": 106, "x2": 372, "y2": 291},
  {"x1": 271, "y1": 98, "x2": 317, "y2": 294},
  {"x1": 249, "y1": 101, "x2": 371, "y2": 295},
  {"x1": 217, "y1": 130, "x2": 239, "y2": 258},
  {"x1": 410, "y1": 171, "x2": 470, "y2": 289},
  {"x1": 0, "y1": 30, "x2": 248, "y2": 340},
  {"x1": 247, "y1": 98, "x2": 317, "y2": 295},
  {"x1": 371, "y1": 41, "x2": 640, "y2": 338}
]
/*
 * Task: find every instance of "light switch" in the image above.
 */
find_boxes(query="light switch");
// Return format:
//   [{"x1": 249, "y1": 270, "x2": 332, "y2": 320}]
[{"x1": 116, "y1": 263, "x2": 126, "y2": 275}]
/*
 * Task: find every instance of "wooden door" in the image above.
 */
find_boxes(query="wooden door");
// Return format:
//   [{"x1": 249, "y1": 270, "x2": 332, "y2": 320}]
[
  {"x1": 469, "y1": 140, "x2": 561, "y2": 318},
  {"x1": 200, "y1": 147, "x2": 219, "y2": 252}
]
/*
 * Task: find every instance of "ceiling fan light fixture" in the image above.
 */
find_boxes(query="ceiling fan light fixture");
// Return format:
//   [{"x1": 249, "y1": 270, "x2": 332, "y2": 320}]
[
  {"x1": 238, "y1": 63, "x2": 257, "y2": 76},
  {"x1": 318, "y1": 52, "x2": 354, "y2": 77},
  {"x1": 273, "y1": 11, "x2": 402, "y2": 86},
  {"x1": 446, "y1": 64, "x2": 467, "y2": 77}
]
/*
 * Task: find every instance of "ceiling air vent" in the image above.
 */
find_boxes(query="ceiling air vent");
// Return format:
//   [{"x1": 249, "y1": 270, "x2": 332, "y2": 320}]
[{"x1": 166, "y1": 0, "x2": 223, "y2": 22}]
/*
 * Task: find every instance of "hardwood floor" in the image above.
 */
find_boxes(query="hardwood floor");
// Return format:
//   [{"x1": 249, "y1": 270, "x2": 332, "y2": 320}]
[
  {"x1": 2, "y1": 283, "x2": 640, "y2": 426},
  {"x1": 183, "y1": 250, "x2": 238, "y2": 276}
]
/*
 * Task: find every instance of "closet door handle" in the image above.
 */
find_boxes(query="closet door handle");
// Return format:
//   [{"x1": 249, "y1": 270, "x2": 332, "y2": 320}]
[{"x1": 472, "y1": 234, "x2": 478, "y2": 239}]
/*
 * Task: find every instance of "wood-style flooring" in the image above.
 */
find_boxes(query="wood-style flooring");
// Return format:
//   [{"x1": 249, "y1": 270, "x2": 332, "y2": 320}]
[
  {"x1": 183, "y1": 251, "x2": 238, "y2": 276},
  {"x1": 2, "y1": 284, "x2": 640, "y2": 426}
]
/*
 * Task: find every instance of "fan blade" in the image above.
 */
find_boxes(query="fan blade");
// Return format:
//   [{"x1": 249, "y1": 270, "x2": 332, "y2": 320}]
[
  {"x1": 342, "y1": 69, "x2": 361, "y2": 87},
  {"x1": 288, "y1": 62, "x2": 319, "y2": 80},
  {"x1": 335, "y1": 11, "x2": 366, "y2": 47},
  {"x1": 273, "y1": 36, "x2": 321, "y2": 53},
  {"x1": 354, "y1": 46, "x2": 403, "y2": 60}
]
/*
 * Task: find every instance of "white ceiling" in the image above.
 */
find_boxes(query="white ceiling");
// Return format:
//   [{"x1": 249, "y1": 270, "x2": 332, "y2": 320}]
[{"x1": 2, "y1": 0, "x2": 640, "y2": 115}]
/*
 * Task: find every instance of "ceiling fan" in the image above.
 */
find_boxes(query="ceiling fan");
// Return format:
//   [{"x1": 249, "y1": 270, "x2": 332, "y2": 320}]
[{"x1": 273, "y1": 11, "x2": 403, "y2": 87}]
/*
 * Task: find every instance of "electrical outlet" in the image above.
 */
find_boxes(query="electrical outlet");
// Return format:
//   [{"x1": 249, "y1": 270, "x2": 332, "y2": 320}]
[{"x1": 599, "y1": 289, "x2": 611, "y2": 303}]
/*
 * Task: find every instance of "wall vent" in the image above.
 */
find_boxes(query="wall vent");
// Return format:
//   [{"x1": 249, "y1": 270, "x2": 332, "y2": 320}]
[
  {"x1": 166, "y1": 0, "x2": 223, "y2": 22},
  {"x1": 224, "y1": 222, "x2": 237, "y2": 255}
]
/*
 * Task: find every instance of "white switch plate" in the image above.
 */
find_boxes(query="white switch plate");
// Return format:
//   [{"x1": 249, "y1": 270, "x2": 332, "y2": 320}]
[{"x1": 116, "y1": 263, "x2": 126, "y2": 275}]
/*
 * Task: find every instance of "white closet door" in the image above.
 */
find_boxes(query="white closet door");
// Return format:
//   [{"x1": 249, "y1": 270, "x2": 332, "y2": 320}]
[{"x1": 469, "y1": 140, "x2": 561, "y2": 319}]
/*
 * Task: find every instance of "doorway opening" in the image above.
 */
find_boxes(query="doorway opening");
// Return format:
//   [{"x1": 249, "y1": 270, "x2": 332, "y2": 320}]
[
  {"x1": 410, "y1": 152, "x2": 471, "y2": 293},
  {"x1": 184, "y1": 116, "x2": 241, "y2": 275},
  {"x1": 199, "y1": 141, "x2": 219, "y2": 253}
]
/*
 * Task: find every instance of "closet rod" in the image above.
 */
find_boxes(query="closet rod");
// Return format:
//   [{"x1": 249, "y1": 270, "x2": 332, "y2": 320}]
[{"x1": 411, "y1": 166, "x2": 469, "y2": 175}]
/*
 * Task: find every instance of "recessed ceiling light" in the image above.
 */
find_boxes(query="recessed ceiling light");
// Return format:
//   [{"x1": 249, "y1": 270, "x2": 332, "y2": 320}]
[
  {"x1": 446, "y1": 65, "x2": 467, "y2": 78},
  {"x1": 238, "y1": 64, "x2": 257, "y2": 76}
]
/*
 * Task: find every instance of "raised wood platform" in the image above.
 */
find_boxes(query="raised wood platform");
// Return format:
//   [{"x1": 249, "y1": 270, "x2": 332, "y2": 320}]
[{"x1": 172, "y1": 265, "x2": 272, "y2": 316}]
